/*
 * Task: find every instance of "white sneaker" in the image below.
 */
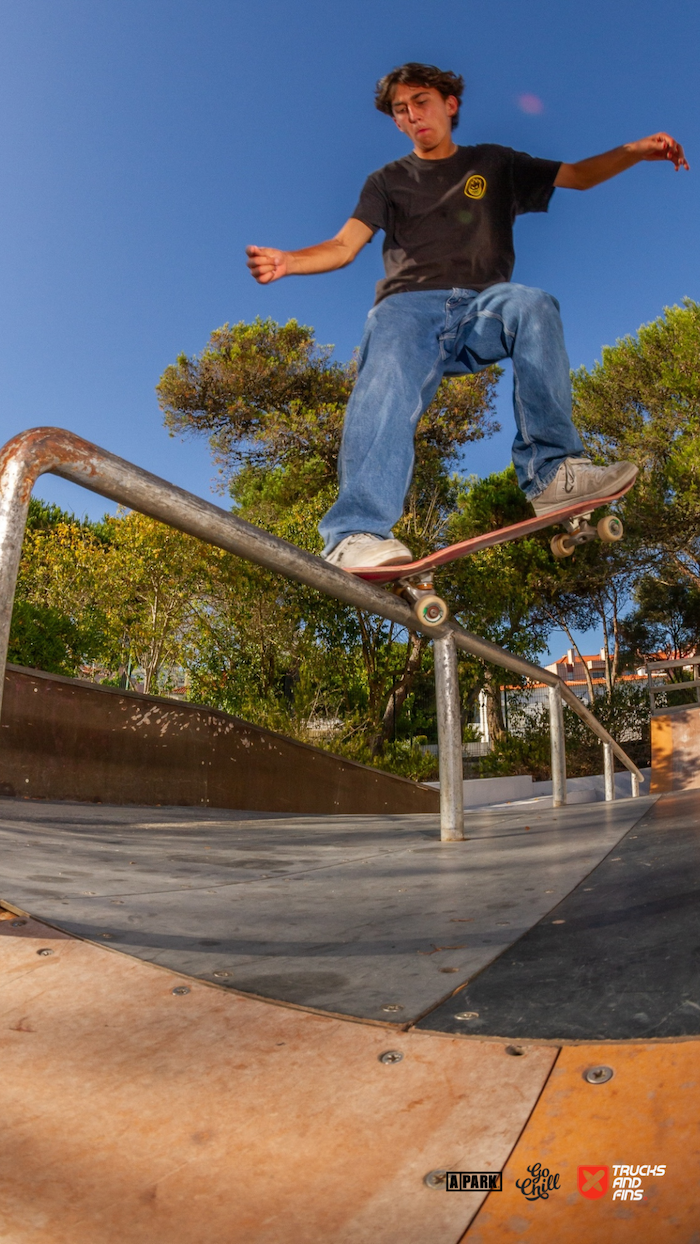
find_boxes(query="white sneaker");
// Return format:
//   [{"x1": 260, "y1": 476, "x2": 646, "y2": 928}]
[
  {"x1": 324, "y1": 533, "x2": 413, "y2": 569},
  {"x1": 531, "y1": 457, "x2": 638, "y2": 518}
]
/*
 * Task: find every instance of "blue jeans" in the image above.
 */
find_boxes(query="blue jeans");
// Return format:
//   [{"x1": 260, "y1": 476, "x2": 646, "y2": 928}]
[{"x1": 319, "y1": 284, "x2": 585, "y2": 553}]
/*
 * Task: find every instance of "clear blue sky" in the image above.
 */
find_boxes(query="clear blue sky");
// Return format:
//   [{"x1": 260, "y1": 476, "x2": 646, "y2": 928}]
[{"x1": 1, "y1": 0, "x2": 698, "y2": 657}]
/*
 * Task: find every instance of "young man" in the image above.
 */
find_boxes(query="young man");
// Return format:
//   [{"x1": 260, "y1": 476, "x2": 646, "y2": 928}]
[{"x1": 247, "y1": 63, "x2": 688, "y2": 569}]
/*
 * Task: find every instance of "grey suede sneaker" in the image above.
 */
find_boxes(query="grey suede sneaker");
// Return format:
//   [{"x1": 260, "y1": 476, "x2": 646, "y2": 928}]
[
  {"x1": 531, "y1": 458, "x2": 638, "y2": 518},
  {"x1": 324, "y1": 533, "x2": 413, "y2": 569}
]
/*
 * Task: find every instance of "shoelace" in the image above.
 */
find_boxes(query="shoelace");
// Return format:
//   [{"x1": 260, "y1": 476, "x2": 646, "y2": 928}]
[
  {"x1": 563, "y1": 458, "x2": 592, "y2": 494},
  {"x1": 347, "y1": 533, "x2": 377, "y2": 547}
]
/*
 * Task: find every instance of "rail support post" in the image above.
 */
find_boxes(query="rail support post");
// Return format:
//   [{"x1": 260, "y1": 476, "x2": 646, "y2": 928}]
[
  {"x1": 631, "y1": 771, "x2": 640, "y2": 798},
  {"x1": 433, "y1": 633, "x2": 465, "y2": 842},
  {"x1": 0, "y1": 453, "x2": 34, "y2": 718},
  {"x1": 548, "y1": 683, "x2": 567, "y2": 808},
  {"x1": 603, "y1": 741, "x2": 616, "y2": 802}
]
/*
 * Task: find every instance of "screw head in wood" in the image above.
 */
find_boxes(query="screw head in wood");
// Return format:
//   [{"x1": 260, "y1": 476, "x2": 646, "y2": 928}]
[
  {"x1": 424, "y1": 1169, "x2": 447, "y2": 1189},
  {"x1": 584, "y1": 1065, "x2": 614, "y2": 1084}
]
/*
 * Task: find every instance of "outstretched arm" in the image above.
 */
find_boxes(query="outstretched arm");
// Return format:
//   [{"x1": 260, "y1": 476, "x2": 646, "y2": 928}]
[
  {"x1": 246, "y1": 218, "x2": 373, "y2": 284},
  {"x1": 555, "y1": 132, "x2": 689, "y2": 190}
]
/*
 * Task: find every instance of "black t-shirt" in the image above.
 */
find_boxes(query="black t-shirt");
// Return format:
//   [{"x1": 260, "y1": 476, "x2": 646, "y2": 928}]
[{"x1": 352, "y1": 144, "x2": 561, "y2": 304}]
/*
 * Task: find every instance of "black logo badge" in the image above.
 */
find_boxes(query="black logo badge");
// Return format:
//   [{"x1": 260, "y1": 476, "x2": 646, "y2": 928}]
[
  {"x1": 516, "y1": 1163, "x2": 561, "y2": 1200},
  {"x1": 446, "y1": 1171, "x2": 502, "y2": 1191}
]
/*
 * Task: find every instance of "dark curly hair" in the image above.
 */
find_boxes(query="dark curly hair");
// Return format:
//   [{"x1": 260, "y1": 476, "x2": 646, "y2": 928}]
[{"x1": 374, "y1": 63, "x2": 465, "y2": 130}]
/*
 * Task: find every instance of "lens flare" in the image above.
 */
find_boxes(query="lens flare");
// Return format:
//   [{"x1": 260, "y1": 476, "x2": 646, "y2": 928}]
[{"x1": 517, "y1": 93, "x2": 544, "y2": 115}]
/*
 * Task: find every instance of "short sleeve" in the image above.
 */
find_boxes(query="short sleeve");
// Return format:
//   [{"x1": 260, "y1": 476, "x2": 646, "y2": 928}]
[
  {"x1": 351, "y1": 172, "x2": 389, "y2": 234},
  {"x1": 510, "y1": 149, "x2": 561, "y2": 215}
]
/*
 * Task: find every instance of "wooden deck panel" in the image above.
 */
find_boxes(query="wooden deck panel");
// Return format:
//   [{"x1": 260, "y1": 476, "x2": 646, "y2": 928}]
[{"x1": 0, "y1": 910, "x2": 556, "y2": 1244}]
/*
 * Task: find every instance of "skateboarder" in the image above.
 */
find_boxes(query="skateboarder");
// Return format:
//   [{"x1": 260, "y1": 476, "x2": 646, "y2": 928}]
[{"x1": 247, "y1": 63, "x2": 688, "y2": 570}]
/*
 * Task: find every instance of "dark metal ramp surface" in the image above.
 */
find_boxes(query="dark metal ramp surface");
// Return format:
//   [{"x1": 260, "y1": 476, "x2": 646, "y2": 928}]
[
  {"x1": 419, "y1": 789, "x2": 700, "y2": 1041},
  {"x1": 0, "y1": 794, "x2": 652, "y2": 1024}
]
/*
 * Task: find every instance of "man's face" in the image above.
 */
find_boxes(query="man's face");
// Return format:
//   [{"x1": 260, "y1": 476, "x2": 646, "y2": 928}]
[{"x1": 390, "y1": 83, "x2": 458, "y2": 152}]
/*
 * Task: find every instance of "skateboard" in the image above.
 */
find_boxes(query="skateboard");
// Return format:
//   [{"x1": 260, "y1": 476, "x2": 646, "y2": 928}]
[{"x1": 347, "y1": 481, "x2": 633, "y2": 629}]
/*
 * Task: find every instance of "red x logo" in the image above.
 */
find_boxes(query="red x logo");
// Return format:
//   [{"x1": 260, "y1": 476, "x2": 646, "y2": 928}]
[{"x1": 578, "y1": 1166, "x2": 609, "y2": 1198}]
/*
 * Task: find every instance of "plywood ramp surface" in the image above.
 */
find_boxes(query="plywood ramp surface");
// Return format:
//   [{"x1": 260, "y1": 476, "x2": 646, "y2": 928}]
[
  {"x1": 0, "y1": 912, "x2": 555, "y2": 1244},
  {"x1": 463, "y1": 1042, "x2": 700, "y2": 1243}
]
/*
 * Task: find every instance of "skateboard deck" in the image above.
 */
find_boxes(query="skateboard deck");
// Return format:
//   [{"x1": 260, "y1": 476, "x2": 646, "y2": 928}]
[{"x1": 346, "y1": 480, "x2": 634, "y2": 629}]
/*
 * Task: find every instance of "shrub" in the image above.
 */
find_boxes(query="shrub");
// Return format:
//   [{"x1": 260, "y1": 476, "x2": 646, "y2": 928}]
[{"x1": 480, "y1": 683, "x2": 651, "y2": 780}]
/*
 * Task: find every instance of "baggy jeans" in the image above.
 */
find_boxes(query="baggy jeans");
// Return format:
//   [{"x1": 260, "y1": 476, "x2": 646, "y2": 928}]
[{"x1": 319, "y1": 283, "x2": 585, "y2": 554}]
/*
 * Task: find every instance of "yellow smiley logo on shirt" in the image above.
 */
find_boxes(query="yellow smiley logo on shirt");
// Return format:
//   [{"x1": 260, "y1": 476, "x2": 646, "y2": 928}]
[{"x1": 464, "y1": 174, "x2": 487, "y2": 199}]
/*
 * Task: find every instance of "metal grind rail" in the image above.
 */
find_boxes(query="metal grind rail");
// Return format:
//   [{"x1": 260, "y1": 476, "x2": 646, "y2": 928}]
[{"x1": 0, "y1": 428, "x2": 644, "y2": 841}]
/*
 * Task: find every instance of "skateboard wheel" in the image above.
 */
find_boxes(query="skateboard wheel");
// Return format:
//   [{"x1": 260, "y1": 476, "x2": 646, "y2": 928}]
[
  {"x1": 550, "y1": 533, "x2": 576, "y2": 558},
  {"x1": 597, "y1": 514, "x2": 624, "y2": 543},
  {"x1": 414, "y1": 594, "x2": 449, "y2": 628}
]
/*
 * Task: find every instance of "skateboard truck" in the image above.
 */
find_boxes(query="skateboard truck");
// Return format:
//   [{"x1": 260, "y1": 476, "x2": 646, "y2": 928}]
[
  {"x1": 397, "y1": 578, "x2": 450, "y2": 629},
  {"x1": 550, "y1": 512, "x2": 624, "y2": 559}
]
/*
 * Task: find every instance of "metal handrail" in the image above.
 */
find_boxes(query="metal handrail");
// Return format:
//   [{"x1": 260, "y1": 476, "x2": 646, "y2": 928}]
[
  {"x1": 446, "y1": 625, "x2": 643, "y2": 783},
  {"x1": 645, "y1": 655, "x2": 700, "y2": 714},
  {"x1": 0, "y1": 428, "x2": 644, "y2": 834}
]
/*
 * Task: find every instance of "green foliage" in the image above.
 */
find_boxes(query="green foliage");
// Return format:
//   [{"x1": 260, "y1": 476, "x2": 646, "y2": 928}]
[
  {"x1": 622, "y1": 574, "x2": 700, "y2": 662},
  {"x1": 26, "y1": 496, "x2": 79, "y2": 532},
  {"x1": 560, "y1": 684, "x2": 651, "y2": 774},
  {"x1": 572, "y1": 298, "x2": 700, "y2": 474},
  {"x1": 8, "y1": 599, "x2": 99, "y2": 677},
  {"x1": 572, "y1": 298, "x2": 700, "y2": 585},
  {"x1": 560, "y1": 299, "x2": 700, "y2": 695},
  {"x1": 481, "y1": 683, "x2": 651, "y2": 781},
  {"x1": 10, "y1": 499, "x2": 110, "y2": 676},
  {"x1": 480, "y1": 724, "x2": 552, "y2": 782},
  {"x1": 157, "y1": 318, "x2": 352, "y2": 484},
  {"x1": 327, "y1": 736, "x2": 439, "y2": 784},
  {"x1": 95, "y1": 510, "x2": 212, "y2": 694},
  {"x1": 14, "y1": 500, "x2": 213, "y2": 695}
]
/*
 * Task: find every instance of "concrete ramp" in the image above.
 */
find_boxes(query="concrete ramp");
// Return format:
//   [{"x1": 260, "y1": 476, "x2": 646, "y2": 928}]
[{"x1": 0, "y1": 796, "x2": 653, "y2": 1023}]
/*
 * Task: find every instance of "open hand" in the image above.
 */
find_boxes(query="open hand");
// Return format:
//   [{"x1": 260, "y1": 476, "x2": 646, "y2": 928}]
[
  {"x1": 633, "y1": 133, "x2": 689, "y2": 171},
  {"x1": 245, "y1": 245, "x2": 290, "y2": 283}
]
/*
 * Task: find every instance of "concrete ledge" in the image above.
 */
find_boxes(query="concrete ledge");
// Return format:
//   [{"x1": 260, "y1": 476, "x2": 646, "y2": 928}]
[
  {"x1": 463, "y1": 774, "x2": 534, "y2": 807},
  {"x1": 529, "y1": 769, "x2": 650, "y2": 804},
  {"x1": 429, "y1": 770, "x2": 650, "y2": 809},
  {"x1": 0, "y1": 665, "x2": 439, "y2": 816},
  {"x1": 427, "y1": 775, "x2": 533, "y2": 807}
]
